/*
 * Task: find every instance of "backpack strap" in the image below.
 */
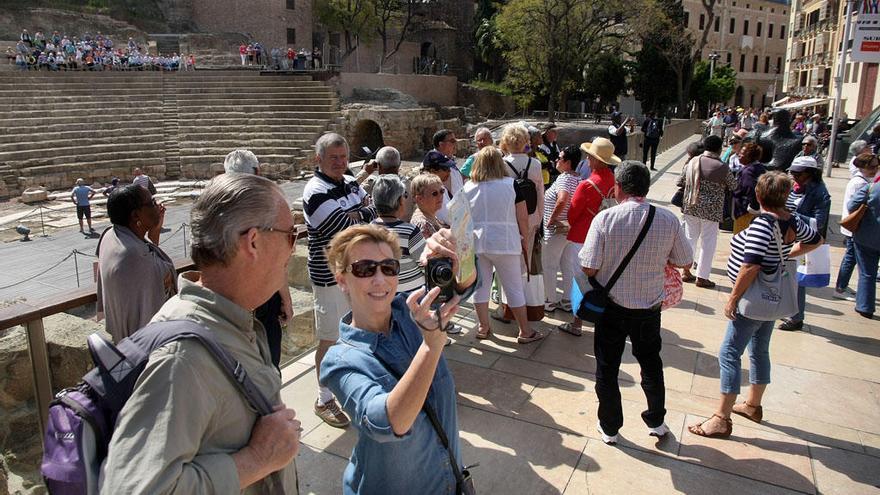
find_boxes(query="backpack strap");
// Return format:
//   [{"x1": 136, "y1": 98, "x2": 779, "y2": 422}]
[{"x1": 125, "y1": 320, "x2": 276, "y2": 416}]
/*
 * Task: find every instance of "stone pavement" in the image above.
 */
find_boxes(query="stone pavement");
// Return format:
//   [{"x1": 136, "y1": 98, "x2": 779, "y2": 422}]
[{"x1": 281, "y1": 137, "x2": 880, "y2": 494}]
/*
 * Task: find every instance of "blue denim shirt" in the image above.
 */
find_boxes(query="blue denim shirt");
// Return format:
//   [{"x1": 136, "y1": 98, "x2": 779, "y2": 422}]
[
  {"x1": 848, "y1": 179, "x2": 880, "y2": 248},
  {"x1": 793, "y1": 180, "x2": 831, "y2": 238},
  {"x1": 320, "y1": 294, "x2": 462, "y2": 495}
]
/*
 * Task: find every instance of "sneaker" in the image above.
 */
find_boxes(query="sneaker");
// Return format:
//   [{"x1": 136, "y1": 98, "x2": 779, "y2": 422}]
[
  {"x1": 444, "y1": 323, "x2": 462, "y2": 335},
  {"x1": 314, "y1": 398, "x2": 350, "y2": 428},
  {"x1": 544, "y1": 301, "x2": 557, "y2": 312},
  {"x1": 833, "y1": 287, "x2": 856, "y2": 301},
  {"x1": 695, "y1": 278, "x2": 716, "y2": 289},
  {"x1": 648, "y1": 423, "x2": 671, "y2": 438},
  {"x1": 778, "y1": 318, "x2": 803, "y2": 331},
  {"x1": 597, "y1": 421, "x2": 618, "y2": 445},
  {"x1": 557, "y1": 300, "x2": 572, "y2": 312},
  {"x1": 445, "y1": 336, "x2": 453, "y2": 347}
]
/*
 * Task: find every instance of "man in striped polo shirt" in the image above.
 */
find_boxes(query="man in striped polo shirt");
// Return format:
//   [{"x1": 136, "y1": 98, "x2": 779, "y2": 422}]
[{"x1": 303, "y1": 133, "x2": 376, "y2": 428}]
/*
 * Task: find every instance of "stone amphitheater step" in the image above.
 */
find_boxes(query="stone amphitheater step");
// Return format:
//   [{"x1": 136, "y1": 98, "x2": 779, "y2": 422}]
[
  {"x1": 2, "y1": 106, "x2": 164, "y2": 120},
  {"x1": 6, "y1": 149, "x2": 165, "y2": 168},
  {"x1": 1, "y1": 142, "x2": 166, "y2": 161},
  {"x1": 0, "y1": 133, "x2": 166, "y2": 152},
  {"x1": 0, "y1": 121, "x2": 166, "y2": 136},
  {"x1": 176, "y1": 111, "x2": 338, "y2": 121},
  {"x1": 178, "y1": 124, "x2": 325, "y2": 134},
  {"x1": 176, "y1": 97, "x2": 337, "y2": 106}
]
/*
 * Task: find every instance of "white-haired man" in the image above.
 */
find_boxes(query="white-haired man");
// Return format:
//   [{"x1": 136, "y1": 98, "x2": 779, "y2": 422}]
[
  {"x1": 303, "y1": 133, "x2": 376, "y2": 428},
  {"x1": 102, "y1": 173, "x2": 301, "y2": 493}
]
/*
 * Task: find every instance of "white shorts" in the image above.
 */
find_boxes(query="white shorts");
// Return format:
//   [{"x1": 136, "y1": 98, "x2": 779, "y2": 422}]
[{"x1": 313, "y1": 284, "x2": 350, "y2": 342}]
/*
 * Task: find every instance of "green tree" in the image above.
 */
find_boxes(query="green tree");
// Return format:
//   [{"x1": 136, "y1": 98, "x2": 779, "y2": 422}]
[
  {"x1": 690, "y1": 60, "x2": 736, "y2": 111},
  {"x1": 315, "y1": 0, "x2": 377, "y2": 64},
  {"x1": 582, "y1": 53, "x2": 627, "y2": 108},
  {"x1": 630, "y1": 42, "x2": 679, "y2": 114},
  {"x1": 494, "y1": 0, "x2": 639, "y2": 119}
]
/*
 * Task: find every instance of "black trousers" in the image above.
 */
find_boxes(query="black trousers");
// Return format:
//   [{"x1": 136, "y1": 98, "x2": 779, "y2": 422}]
[
  {"x1": 594, "y1": 300, "x2": 665, "y2": 435},
  {"x1": 643, "y1": 138, "x2": 660, "y2": 168}
]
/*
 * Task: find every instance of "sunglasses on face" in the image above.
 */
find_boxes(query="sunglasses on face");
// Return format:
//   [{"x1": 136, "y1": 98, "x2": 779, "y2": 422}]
[
  {"x1": 346, "y1": 258, "x2": 400, "y2": 278},
  {"x1": 240, "y1": 225, "x2": 298, "y2": 248}
]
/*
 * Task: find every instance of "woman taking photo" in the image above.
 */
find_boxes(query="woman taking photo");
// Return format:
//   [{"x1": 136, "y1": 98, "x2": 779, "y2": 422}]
[
  {"x1": 463, "y1": 146, "x2": 545, "y2": 343},
  {"x1": 320, "y1": 224, "x2": 476, "y2": 494},
  {"x1": 542, "y1": 145, "x2": 583, "y2": 312},
  {"x1": 779, "y1": 156, "x2": 831, "y2": 331},
  {"x1": 688, "y1": 172, "x2": 822, "y2": 438},
  {"x1": 96, "y1": 184, "x2": 176, "y2": 343},
  {"x1": 731, "y1": 142, "x2": 767, "y2": 234}
]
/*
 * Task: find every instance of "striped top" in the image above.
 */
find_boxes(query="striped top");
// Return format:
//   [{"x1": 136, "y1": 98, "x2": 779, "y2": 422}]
[
  {"x1": 372, "y1": 218, "x2": 426, "y2": 293},
  {"x1": 785, "y1": 189, "x2": 804, "y2": 213},
  {"x1": 726, "y1": 214, "x2": 820, "y2": 282},
  {"x1": 303, "y1": 171, "x2": 376, "y2": 287},
  {"x1": 542, "y1": 172, "x2": 581, "y2": 240}
]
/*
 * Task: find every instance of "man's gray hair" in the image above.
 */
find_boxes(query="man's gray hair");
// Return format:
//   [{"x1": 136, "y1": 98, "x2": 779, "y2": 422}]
[
  {"x1": 314, "y1": 132, "x2": 349, "y2": 159},
  {"x1": 614, "y1": 160, "x2": 651, "y2": 198},
  {"x1": 223, "y1": 149, "x2": 260, "y2": 174},
  {"x1": 849, "y1": 140, "x2": 868, "y2": 158},
  {"x1": 190, "y1": 174, "x2": 283, "y2": 267},
  {"x1": 375, "y1": 146, "x2": 401, "y2": 172},
  {"x1": 372, "y1": 175, "x2": 406, "y2": 216}
]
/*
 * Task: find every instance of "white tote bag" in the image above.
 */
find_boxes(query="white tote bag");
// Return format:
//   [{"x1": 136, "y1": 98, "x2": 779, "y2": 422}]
[{"x1": 797, "y1": 243, "x2": 831, "y2": 287}]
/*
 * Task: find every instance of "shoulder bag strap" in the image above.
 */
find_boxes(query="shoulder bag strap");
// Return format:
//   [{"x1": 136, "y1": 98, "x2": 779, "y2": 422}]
[
  {"x1": 603, "y1": 205, "x2": 656, "y2": 293},
  {"x1": 372, "y1": 352, "x2": 466, "y2": 487}
]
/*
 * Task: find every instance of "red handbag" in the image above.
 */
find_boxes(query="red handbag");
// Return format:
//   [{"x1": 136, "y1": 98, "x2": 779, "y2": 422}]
[{"x1": 662, "y1": 264, "x2": 683, "y2": 311}]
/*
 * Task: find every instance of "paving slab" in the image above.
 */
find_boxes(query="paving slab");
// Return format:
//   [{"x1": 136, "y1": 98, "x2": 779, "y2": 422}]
[{"x1": 809, "y1": 443, "x2": 880, "y2": 495}]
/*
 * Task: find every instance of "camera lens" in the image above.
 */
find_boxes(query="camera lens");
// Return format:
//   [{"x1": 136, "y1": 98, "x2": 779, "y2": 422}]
[{"x1": 430, "y1": 263, "x2": 454, "y2": 286}]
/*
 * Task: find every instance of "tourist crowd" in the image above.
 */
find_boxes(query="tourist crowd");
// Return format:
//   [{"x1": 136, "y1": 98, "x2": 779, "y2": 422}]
[
  {"x1": 239, "y1": 42, "x2": 322, "y2": 70},
  {"x1": 64, "y1": 106, "x2": 878, "y2": 494},
  {"x1": 9, "y1": 28, "x2": 195, "y2": 71}
]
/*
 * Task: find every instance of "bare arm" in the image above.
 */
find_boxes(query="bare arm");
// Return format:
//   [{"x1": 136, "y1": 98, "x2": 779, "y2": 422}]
[
  {"x1": 547, "y1": 190, "x2": 570, "y2": 226},
  {"x1": 515, "y1": 201, "x2": 529, "y2": 257},
  {"x1": 788, "y1": 238, "x2": 823, "y2": 259},
  {"x1": 386, "y1": 288, "x2": 460, "y2": 435},
  {"x1": 231, "y1": 405, "x2": 301, "y2": 489}
]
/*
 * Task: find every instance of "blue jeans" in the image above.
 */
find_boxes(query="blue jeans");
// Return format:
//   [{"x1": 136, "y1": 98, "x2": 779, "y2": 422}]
[
  {"x1": 719, "y1": 315, "x2": 774, "y2": 395},
  {"x1": 853, "y1": 241, "x2": 880, "y2": 315},
  {"x1": 835, "y1": 236, "x2": 858, "y2": 291},
  {"x1": 793, "y1": 285, "x2": 807, "y2": 322}
]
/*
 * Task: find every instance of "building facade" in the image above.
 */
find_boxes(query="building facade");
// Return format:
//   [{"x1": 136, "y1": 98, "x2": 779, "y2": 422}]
[
  {"x1": 186, "y1": 0, "x2": 314, "y2": 51},
  {"x1": 783, "y1": 0, "x2": 837, "y2": 103},
  {"x1": 683, "y1": 0, "x2": 790, "y2": 109},
  {"x1": 829, "y1": 0, "x2": 880, "y2": 119}
]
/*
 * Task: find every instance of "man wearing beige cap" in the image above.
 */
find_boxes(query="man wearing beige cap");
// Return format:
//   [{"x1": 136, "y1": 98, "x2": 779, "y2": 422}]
[{"x1": 558, "y1": 137, "x2": 620, "y2": 336}]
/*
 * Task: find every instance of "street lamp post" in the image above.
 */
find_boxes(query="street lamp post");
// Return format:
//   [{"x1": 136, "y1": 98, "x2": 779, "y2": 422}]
[
  {"x1": 708, "y1": 51, "x2": 720, "y2": 79},
  {"x1": 826, "y1": 0, "x2": 858, "y2": 177}
]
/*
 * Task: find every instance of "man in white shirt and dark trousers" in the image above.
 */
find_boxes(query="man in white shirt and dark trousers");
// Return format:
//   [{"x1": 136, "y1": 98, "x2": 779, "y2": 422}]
[
  {"x1": 579, "y1": 161, "x2": 693, "y2": 444},
  {"x1": 608, "y1": 112, "x2": 635, "y2": 161}
]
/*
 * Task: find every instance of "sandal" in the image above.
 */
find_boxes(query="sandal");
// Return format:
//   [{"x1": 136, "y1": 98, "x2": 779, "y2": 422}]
[
  {"x1": 732, "y1": 402, "x2": 763, "y2": 424},
  {"x1": 476, "y1": 326, "x2": 491, "y2": 340},
  {"x1": 557, "y1": 322, "x2": 583, "y2": 337},
  {"x1": 687, "y1": 414, "x2": 732, "y2": 438},
  {"x1": 517, "y1": 331, "x2": 547, "y2": 344}
]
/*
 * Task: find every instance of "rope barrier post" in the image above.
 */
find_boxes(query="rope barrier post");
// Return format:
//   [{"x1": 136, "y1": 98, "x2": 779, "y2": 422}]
[
  {"x1": 182, "y1": 223, "x2": 188, "y2": 258},
  {"x1": 39, "y1": 203, "x2": 47, "y2": 237},
  {"x1": 73, "y1": 250, "x2": 80, "y2": 288}
]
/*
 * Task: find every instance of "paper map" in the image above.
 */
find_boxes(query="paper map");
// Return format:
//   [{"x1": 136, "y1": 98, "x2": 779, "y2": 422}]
[{"x1": 446, "y1": 194, "x2": 476, "y2": 282}]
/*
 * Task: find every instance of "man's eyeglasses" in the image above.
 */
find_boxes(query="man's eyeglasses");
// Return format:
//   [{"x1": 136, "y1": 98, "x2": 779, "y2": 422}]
[
  {"x1": 141, "y1": 197, "x2": 158, "y2": 208},
  {"x1": 240, "y1": 225, "x2": 298, "y2": 248},
  {"x1": 345, "y1": 258, "x2": 400, "y2": 278}
]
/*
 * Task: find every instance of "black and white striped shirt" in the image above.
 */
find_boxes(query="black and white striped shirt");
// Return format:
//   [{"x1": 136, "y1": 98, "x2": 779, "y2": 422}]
[
  {"x1": 726, "y1": 213, "x2": 820, "y2": 282},
  {"x1": 303, "y1": 171, "x2": 376, "y2": 286},
  {"x1": 372, "y1": 219, "x2": 426, "y2": 293}
]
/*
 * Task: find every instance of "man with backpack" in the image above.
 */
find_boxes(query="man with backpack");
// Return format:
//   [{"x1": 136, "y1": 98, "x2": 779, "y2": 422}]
[
  {"x1": 641, "y1": 112, "x2": 664, "y2": 171},
  {"x1": 100, "y1": 173, "x2": 301, "y2": 493}
]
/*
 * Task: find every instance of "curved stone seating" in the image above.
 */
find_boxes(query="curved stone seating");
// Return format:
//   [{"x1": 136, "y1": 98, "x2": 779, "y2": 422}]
[{"x1": 0, "y1": 71, "x2": 339, "y2": 198}]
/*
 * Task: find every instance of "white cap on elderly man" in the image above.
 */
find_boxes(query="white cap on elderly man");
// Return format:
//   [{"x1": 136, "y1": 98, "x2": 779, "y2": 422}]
[{"x1": 789, "y1": 156, "x2": 820, "y2": 172}]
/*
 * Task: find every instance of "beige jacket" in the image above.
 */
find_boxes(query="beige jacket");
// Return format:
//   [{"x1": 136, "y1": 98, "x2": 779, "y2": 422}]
[{"x1": 100, "y1": 272, "x2": 298, "y2": 494}]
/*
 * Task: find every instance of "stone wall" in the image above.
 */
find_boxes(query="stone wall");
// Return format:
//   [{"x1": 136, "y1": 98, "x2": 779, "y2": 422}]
[
  {"x1": 334, "y1": 73, "x2": 458, "y2": 107},
  {"x1": 458, "y1": 84, "x2": 516, "y2": 117},
  {"x1": 189, "y1": 0, "x2": 313, "y2": 51},
  {"x1": 337, "y1": 106, "x2": 440, "y2": 159}
]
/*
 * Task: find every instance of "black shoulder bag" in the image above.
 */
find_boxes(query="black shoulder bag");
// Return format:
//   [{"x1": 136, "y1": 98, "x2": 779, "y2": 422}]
[
  {"x1": 373, "y1": 353, "x2": 477, "y2": 495},
  {"x1": 576, "y1": 205, "x2": 656, "y2": 323}
]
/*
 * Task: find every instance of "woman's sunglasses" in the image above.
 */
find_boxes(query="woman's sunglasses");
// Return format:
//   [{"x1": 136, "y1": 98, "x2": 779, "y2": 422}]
[{"x1": 346, "y1": 258, "x2": 400, "y2": 278}]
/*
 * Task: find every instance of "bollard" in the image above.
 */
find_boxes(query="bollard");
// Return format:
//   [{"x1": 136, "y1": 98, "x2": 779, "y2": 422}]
[{"x1": 73, "y1": 250, "x2": 80, "y2": 287}]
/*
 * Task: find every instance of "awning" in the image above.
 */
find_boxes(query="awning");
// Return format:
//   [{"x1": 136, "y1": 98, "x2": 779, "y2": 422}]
[
  {"x1": 774, "y1": 97, "x2": 829, "y2": 110},
  {"x1": 772, "y1": 96, "x2": 792, "y2": 106}
]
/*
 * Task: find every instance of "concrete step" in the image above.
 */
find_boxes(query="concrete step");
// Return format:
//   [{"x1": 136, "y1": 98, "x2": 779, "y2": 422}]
[
  {"x1": 175, "y1": 111, "x2": 338, "y2": 120},
  {"x1": 181, "y1": 146, "x2": 302, "y2": 157},
  {"x1": 0, "y1": 114, "x2": 167, "y2": 127},
  {"x1": 15, "y1": 157, "x2": 163, "y2": 178},
  {"x1": 178, "y1": 132, "x2": 316, "y2": 142},
  {"x1": 179, "y1": 139, "x2": 312, "y2": 150},
  {"x1": 176, "y1": 96, "x2": 337, "y2": 105},
  {"x1": 0, "y1": 121, "x2": 165, "y2": 136},
  {"x1": 1, "y1": 106, "x2": 163, "y2": 119},
  {"x1": 5, "y1": 149, "x2": 165, "y2": 168},
  {"x1": 177, "y1": 124, "x2": 325, "y2": 135},
  {"x1": 176, "y1": 91, "x2": 335, "y2": 100},
  {"x1": 175, "y1": 103, "x2": 336, "y2": 112},
  {"x1": 0, "y1": 133, "x2": 166, "y2": 152},
  {"x1": 0, "y1": 142, "x2": 167, "y2": 161}
]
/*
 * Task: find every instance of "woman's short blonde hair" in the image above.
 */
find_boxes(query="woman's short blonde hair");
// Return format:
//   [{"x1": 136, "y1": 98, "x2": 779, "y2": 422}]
[
  {"x1": 410, "y1": 172, "x2": 443, "y2": 197},
  {"x1": 499, "y1": 124, "x2": 529, "y2": 154},
  {"x1": 755, "y1": 171, "x2": 792, "y2": 209},
  {"x1": 326, "y1": 224, "x2": 402, "y2": 275},
  {"x1": 469, "y1": 146, "x2": 507, "y2": 182}
]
